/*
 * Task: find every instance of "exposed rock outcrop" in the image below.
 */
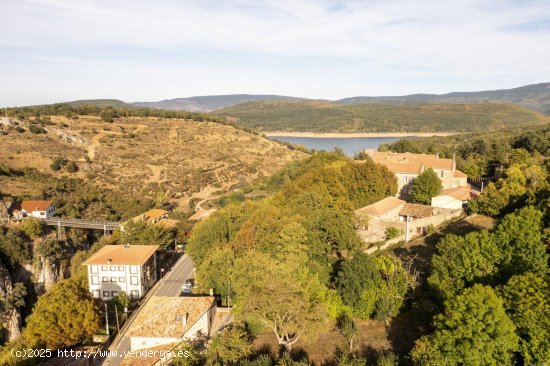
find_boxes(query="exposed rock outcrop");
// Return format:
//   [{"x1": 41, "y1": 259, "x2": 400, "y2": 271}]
[{"x1": 0, "y1": 259, "x2": 22, "y2": 343}]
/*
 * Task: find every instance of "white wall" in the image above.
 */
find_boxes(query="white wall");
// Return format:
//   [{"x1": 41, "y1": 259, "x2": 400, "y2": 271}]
[
  {"x1": 431, "y1": 195, "x2": 463, "y2": 210},
  {"x1": 183, "y1": 305, "x2": 215, "y2": 340},
  {"x1": 130, "y1": 336, "x2": 180, "y2": 351},
  {"x1": 87, "y1": 264, "x2": 147, "y2": 300}
]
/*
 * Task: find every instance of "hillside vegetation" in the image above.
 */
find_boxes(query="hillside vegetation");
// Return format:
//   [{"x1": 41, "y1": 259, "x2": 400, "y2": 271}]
[
  {"x1": 133, "y1": 94, "x2": 303, "y2": 112},
  {"x1": 217, "y1": 100, "x2": 550, "y2": 133},
  {"x1": 0, "y1": 113, "x2": 305, "y2": 215},
  {"x1": 339, "y1": 82, "x2": 550, "y2": 114},
  {"x1": 383, "y1": 123, "x2": 550, "y2": 179}
]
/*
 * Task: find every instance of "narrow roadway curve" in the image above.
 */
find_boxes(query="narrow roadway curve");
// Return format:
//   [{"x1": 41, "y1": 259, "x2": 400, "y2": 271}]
[
  {"x1": 155, "y1": 255, "x2": 195, "y2": 296},
  {"x1": 101, "y1": 254, "x2": 195, "y2": 366}
]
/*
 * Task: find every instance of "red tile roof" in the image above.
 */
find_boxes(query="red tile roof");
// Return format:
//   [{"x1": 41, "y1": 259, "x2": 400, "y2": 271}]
[
  {"x1": 371, "y1": 152, "x2": 454, "y2": 173},
  {"x1": 438, "y1": 186, "x2": 480, "y2": 201},
  {"x1": 82, "y1": 245, "x2": 158, "y2": 265},
  {"x1": 399, "y1": 203, "x2": 434, "y2": 218},
  {"x1": 127, "y1": 296, "x2": 215, "y2": 338},
  {"x1": 355, "y1": 197, "x2": 406, "y2": 216},
  {"x1": 21, "y1": 200, "x2": 53, "y2": 212},
  {"x1": 453, "y1": 170, "x2": 468, "y2": 178}
]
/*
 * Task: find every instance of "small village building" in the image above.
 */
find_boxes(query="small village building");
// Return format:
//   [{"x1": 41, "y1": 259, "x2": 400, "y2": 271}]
[
  {"x1": 126, "y1": 296, "x2": 216, "y2": 352},
  {"x1": 367, "y1": 151, "x2": 469, "y2": 196},
  {"x1": 132, "y1": 209, "x2": 170, "y2": 225},
  {"x1": 431, "y1": 186, "x2": 480, "y2": 210},
  {"x1": 355, "y1": 197, "x2": 406, "y2": 223},
  {"x1": 18, "y1": 200, "x2": 56, "y2": 218},
  {"x1": 354, "y1": 197, "x2": 406, "y2": 243},
  {"x1": 399, "y1": 203, "x2": 435, "y2": 221},
  {"x1": 82, "y1": 245, "x2": 159, "y2": 301}
]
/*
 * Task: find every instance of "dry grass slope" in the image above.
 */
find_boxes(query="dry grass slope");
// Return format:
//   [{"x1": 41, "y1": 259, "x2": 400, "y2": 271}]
[{"x1": 0, "y1": 115, "x2": 305, "y2": 206}]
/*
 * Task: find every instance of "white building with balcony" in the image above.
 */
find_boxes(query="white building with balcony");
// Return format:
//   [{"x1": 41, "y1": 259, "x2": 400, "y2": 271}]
[{"x1": 83, "y1": 244, "x2": 159, "y2": 301}]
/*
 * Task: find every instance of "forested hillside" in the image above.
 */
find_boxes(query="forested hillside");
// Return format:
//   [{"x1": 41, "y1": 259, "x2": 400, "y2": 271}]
[
  {"x1": 339, "y1": 82, "x2": 550, "y2": 114},
  {"x1": 383, "y1": 123, "x2": 550, "y2": 180},
  {"x1": 181, "y1": 123, "x2": 549, "y2": 364},
  {"x1": 217, "y1": 100, "x2": 550, "y2": 133}
]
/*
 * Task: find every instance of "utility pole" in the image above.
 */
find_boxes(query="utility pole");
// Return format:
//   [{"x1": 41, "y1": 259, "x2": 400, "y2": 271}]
[
  {"x1": 405, "y1": 214, "x2": 410, "y2": 242},
  {"x1": 115, "y1": 305, "x2": 120, "y2": 333},
  {"x1": 105, "y1": 303, "x2": 109, "y2": 336}
]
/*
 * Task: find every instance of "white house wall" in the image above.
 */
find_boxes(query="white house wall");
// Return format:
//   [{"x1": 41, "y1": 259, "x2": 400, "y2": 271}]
[
  {"x1": 431, "y1": 196, "x2": 463, "y2": 210},
  {"x1": 130, "y1": 336, "x2": 180, "y2": 352},
  {"x1": 87, "y1": 264, "x2": 152, "y2": 300}
]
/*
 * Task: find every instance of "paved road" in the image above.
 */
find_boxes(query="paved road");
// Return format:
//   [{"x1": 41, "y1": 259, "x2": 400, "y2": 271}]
[
  {"x1": 155, "y1": 254, "x2": 195, "y2": 296},
  {"x1": 101, "y1": 254, "x2": 195, "y2": 365}
]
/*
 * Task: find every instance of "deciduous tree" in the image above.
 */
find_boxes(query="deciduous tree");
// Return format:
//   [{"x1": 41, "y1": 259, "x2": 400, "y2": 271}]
[
  {"x1": 409, "y1": 168, "x2": 442, "y2": 204},
  {"x1": 411, "y1": 285, "x2": 518, "y2": 365},
  {"x1": 232, "y1": 251, "x2": 327, "y2": 352},
  {"x1": 500, "y1": 273, "x2": 550, "y2": 365}
]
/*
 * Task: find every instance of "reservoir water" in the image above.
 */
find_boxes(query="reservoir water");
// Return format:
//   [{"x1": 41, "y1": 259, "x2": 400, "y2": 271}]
[{"x1": 269, "y1": 136, "x2": 416, "y2": 156}]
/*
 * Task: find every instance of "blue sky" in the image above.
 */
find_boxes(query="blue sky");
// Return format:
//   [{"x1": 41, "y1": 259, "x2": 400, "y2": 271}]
[{"x1": 1, "y1": 0, "x2": 550, "y2": 106}]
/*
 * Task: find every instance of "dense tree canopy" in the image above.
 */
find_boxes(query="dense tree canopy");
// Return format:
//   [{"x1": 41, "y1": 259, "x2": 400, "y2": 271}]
[
  {"x1": 499, "y1": 273, "x2": 550, "y2": 365},
  {"x1": 412, "y1": 285, "x2": 518, "y2": 365},
  {"x1": 21, "y1": 278, "x2": 101, "y2": 350}
]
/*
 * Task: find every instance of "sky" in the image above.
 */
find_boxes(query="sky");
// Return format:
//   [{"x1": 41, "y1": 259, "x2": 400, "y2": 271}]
[{"x1": 1, "y1": 0, "x2": 550, "y2": 106}]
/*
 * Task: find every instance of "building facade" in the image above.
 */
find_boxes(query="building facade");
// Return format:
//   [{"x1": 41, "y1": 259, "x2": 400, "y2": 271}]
[
  {"x1": 367, "y1": 151, "x2": 469, "y2": 197},
  {"x1": 16, "y1": 200, "x2": 56, "y2": 219},
  {"x1": 83, "y1": 245, "x2": 159, "y2": 301}
]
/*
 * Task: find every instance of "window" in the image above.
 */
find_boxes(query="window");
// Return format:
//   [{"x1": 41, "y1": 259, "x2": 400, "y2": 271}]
[
  {"x1": 110, "y1": 277, "x2": 116, "y2": 282},
  {"x1": 111, "y1": 291, "x2": 118, "y2": 297},
  {"x1": 101, "y1": 266, "x2": 107, "y2": 271},
  {"x1": 131, "y1": 290, "x2": 139, "y2": 299},
  {"x1": 110, "y1": 266, "x2": 116, "y2": 271},
  {"x1": 91, "y1": 276, "x2": 99, "y2": 285},
  {"x1": 130, "y1": 266, "x2": 138, "y2": 274},
  {"x1": 91, "y1": 265, "x2": 98, "y2": 274},
  {"x1": 119, "y1": 277, "x2": 125, "y2": 282},
  {"x1": 440, "y1": 170, "x2": 444, "y2": 178},
  {"x1": 93, "y1": 290, "x2": 100, "y2": 298},
  {"x1": 118, "y1": 266, "x2": 124, "y2": 271},
  {"x1": 131, "y1": 276, "x2": 139, "y2": 285},
  {"x1": 103, "y1": 291, "x2": 110, "y2": 298},
  {"x1": 102, "y1": 277, "x2": 108, "y2": 282}
]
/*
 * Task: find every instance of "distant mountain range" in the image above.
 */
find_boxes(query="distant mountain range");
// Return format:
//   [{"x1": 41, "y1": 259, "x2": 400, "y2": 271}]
[
  {"x1": 57, "y1": 82, "x2": 550, "y2": 114},
  {"x1": 337, "y1": 82, "x2": 550, "y2": 114},
  {"x1": 132, "y1": 94, "x2": 304, "y2": 112}
]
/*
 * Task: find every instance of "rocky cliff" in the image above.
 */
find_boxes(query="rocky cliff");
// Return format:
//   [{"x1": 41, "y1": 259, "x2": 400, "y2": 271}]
[{"x1": 0, "y1": 258, "x2": 22, "y2": 343}]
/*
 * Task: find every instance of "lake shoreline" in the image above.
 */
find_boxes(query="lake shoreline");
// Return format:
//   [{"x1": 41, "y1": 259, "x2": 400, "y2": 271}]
[{"x1": 264, "y1": 131, "x2": 457, "y2": 138}]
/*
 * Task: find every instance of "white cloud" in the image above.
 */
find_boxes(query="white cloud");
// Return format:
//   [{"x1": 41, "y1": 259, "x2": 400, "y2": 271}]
[{"x1": 1, "y1": 0, "x2": 550, "y2": 103}]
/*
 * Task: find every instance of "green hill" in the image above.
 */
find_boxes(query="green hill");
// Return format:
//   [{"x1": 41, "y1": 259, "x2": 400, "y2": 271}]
[
  {"x1": 133, "y1": 94, "x2": 304, "y2": 112},
  {"x1": 338, "y1": 82, "x2": 550, "y2": 114},
  {"x1": 217, "y1": 100, "x2": 550, "y2": 133},
  {"x1": 63, "y1": 99, "x2": 135, "y2": 108}
]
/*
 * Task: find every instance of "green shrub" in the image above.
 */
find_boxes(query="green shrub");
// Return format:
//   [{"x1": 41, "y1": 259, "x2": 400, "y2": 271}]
[
  {"x1": 28, "y1": 124, "x2": 46, "y2": 134},
  {"x1": 19, "y1": 218, "x2": 43, "y2": 238},
  {"x1": 385, "y1": 227, "x2": 401, "y2": 240},
  {"x1": 65, "y1": 161, "x2": 79, "y2": 173}
]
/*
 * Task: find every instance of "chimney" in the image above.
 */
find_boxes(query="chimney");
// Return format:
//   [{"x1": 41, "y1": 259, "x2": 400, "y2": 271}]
[
  {"x1": 209, "y1": 288, "x2": 214, "y2": 296},
  {"x1": 108, "y1": 259, "x2": 112, "y2": 264},
  {"x1": 452, "y1": 154, "x2": 456, "y2": 171},
  {"x1": 436, "y1": 153, "x2": 439, "y2": 159},
  {"x1": 183, "y1": 313, "x2": 189, "y2": 326},
  {"x1": 125, "y1": 243, "x2": 130, "y2": 248}
]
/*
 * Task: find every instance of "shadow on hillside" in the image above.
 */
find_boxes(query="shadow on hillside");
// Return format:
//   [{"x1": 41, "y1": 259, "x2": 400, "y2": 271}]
[{"x1": 393, "y1": 217, "x2": 487, "y2": 281}]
